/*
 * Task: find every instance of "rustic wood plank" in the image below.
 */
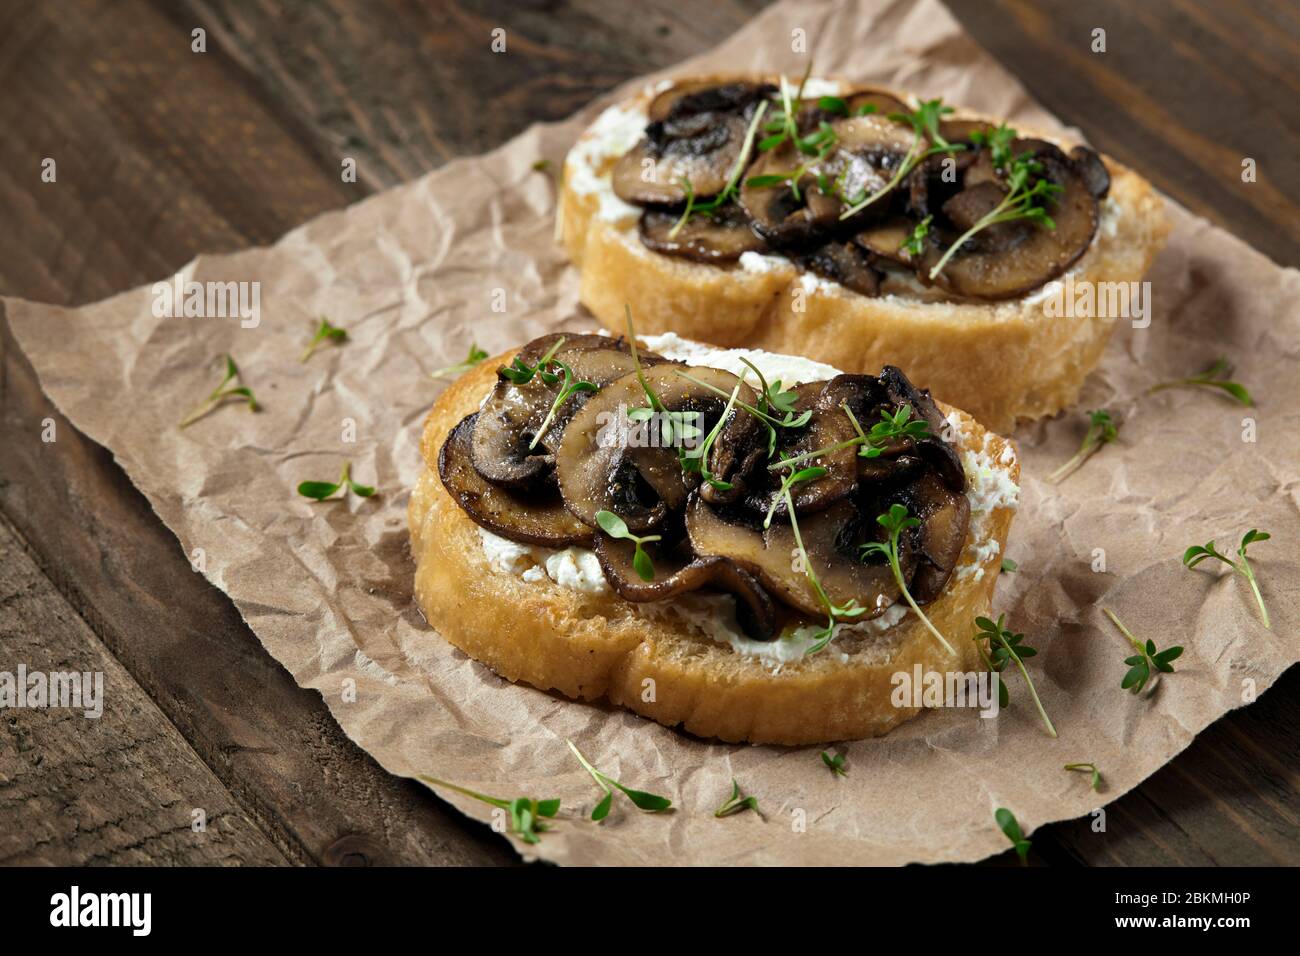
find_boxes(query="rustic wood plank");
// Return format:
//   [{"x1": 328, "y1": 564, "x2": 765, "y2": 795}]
[
  {"x1": 166, "y1": 0, "x2": 774, "y2": 190},
  {"x1": 0, "y1": 519, "x2": 290, "y2": 866},
  {"x1": 945, "y1": 0, "x2": 1300, "y2": 266}
]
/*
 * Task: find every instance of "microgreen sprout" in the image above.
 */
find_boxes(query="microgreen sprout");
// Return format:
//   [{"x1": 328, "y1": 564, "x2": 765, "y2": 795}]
[
  {"x1": 821, "y1": 751, "x2": 847, "y2": 777},
  {"x1": 838, "y1": 99, "x2": 964, "y2": 219},
  {"x1": 498, "y1": 336, "x2": 566, "y2": 386},
  {"x1": 297, "y1": 462, "x2": 376, "y2": 501},
  {"x1": 1148, "y1": 358, "x2": 1253, "y2": 406},
  {"x1": 595, "y1": 510, "x2": 661, "y2": 581},
  {"x1": 179, "y1": 355, "x2": 260, "y2": 428},
  {"x1": 995, "y1": 807, "x2": 1031, "y2": 864},
  {"x1": 1064, "y1": 762, "x2": 1102, "y2": 792},
  {"x1": 900, "y1": 214, "x2": 933, "y2": 257},
  {"x1": 431, "y1": 343, "x2": 489, "y2": 379},
  {"x1": 1183, "y1": 529, "x2": 1272, "y2": 629},
  {"x1": 972, "y1": 615, "x2": 1055, "y2": 737},
  {"x1": 860, "y1": 504, "x2": 956, "y2": 655},
  {"x1": 714, "y1": 778, "x2": 761, "y2": 819},
  {"x1": 668, "y1": 100, "x2": 769, "y2": 238},
  {"x1": 928, "y1": 124, "x2": 1062, "y2": 279},
  {"x1": 418, "y1": 775, "x2": 559, "y2": 845},
  {"x1": 1104, "y1": 608, "x2": 1183, "y2": 694},
  {"x1": 1001, "y1": 558, "x2": 1018, "y2": 573},
  {"x1": 566, "y1": 740, "x2": 672, "y2": 821},
  {"x1": 528, "y1": 360, "x2": 598, "y2": 450},
  {"x1": 680, "y1": 379, "x2": 744, "y2": 490},
  {"x1": 1047, "y1": 409, "x2": 1118, "y2": 483},
  {"x1": 300, "y1": 317, "x2": 347, "y2": 363}
]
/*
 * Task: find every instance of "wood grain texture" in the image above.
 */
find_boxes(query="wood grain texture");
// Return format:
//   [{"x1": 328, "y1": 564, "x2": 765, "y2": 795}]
[
  {"x1": 0, "y1": 0, "x2": 1296, "y2": 866},
  {"x1": 0, "y1": 520, "x2": 288, "y2": 866}
]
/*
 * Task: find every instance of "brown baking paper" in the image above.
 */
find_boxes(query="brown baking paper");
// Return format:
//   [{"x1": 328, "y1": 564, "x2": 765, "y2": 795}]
[{"x1": 5, "y1": 0, "x2": 1298, "y2": 865}]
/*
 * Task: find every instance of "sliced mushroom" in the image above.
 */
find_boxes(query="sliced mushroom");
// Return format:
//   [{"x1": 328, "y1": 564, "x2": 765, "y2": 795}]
[
  {"x1": 648, "y1": 80, "x2": 775, "y2": 123},
  {"x1": 439, "y1": 414, "x2": 594, "y2": 547},
  {"x1": 1070, "y1": 145, "x2": 1110, "y2": 199},
  {"x1": 593, "y1": 535, "x2": 777, "y2": 640},
  {"x1": 613, "y1": 110, "x2": 750, "y2": 205},
  {"x1": 853, "y1": 217, "x2": 922, "y2": 268},
  {"x1": 897, "y1": 472, "x2": 970, "y2": 603},
  {"x1": 639, "y1": 203, "x2": 765, "y2": 263},
  {"x1": 470, "y1": 341, "x2": 659, "y2": 490},
  {"x1": 921, "y1": 152, "x2": 1099, "y2": 300},
  {"x1": 878, "y1": 365, "x2": 965, "y2": 492},
  {"x1": 687, "y1": 496, "x2": 910, "y2": 619},
  {"x1": 797, "y1": 241, "x2": 882, "y2": 296},
  {"x1": 556, "y1": 364, "x2": 758, "y2": 533},
  {"x1": 738, "y1": 140, "x2": 837, "y2": 247}
]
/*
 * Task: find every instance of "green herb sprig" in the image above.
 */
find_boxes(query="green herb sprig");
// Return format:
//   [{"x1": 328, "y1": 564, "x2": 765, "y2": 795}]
[
  {"x1": 927, "y1": 124, "x2": 1061, "y2": 279},
  {"x1": 431, "y1": 343, "x2": 489, "y2": 379},
  {"x1": 821, "y1": 751, "x2": 847, "y2": 777},
  {"x1": 1183, "y1": 529, "x2": 1271, "y2": 629},
  {"x1": 300, "y1": 317, "x2": 347, "y2": 363},
  {"x1": 838, "y1": 99, "x2": 964, "y2": 219},
  {"x1": 1064, "y1": 762, "x2": 1102, "y2": 792},
  {"x1": 995, "y1": 807, "x2": 1031, "y2": 864},
  {"x1": 528, "y1": 360, "x2": 598, "y2": 450},
  {"x1": 973, "y1": 615, "x2": 1056, "y2": 737},
  {"x1": 860, "y1": 503, "x2": 956, "y2": 656},
  {"x1": 1047, "y1": 409, "x2": 1118, "y2": 483},
  {"x1": 1001, "y1": 558, "x2": 1018, "y2": 573},
  {"x1": 766, "y1": 402, "x2": 929, "y2": 473},
  {"x1": 1105, "y1": 608, "x2": 1183, "y2": 694},
  {"x1": 179, "y1": 355, "x2": 260, "y2": 428},
  {"x1": 499, "y1": 336, "x2": 567, "y2": 386},
  {"x1": 1148, "y1": 358, "x2": 1253, "y2": 407},
  {"x1": 714, "y1": 778, "x2": 761, "y2": 819},
  {"x1": 595, "y1": 510, "x2": 661, "y2": 581},
  {"x1": 566, "y1": 740, "x2": 672, "y2": 820},
  {"x1": 418, "y1": 775, "x2": 559, "y2": 845},
  {"x1": 900, "y1": 214, "x2": 933, "y2": 257},
  {"x1": 668, "y1": 99, "x2": 770, "y2": 238},
  {"x1": 679, "y1": 379, "x2": 744, "y2": 490},
  {"x1": 297, "y1": 462, "x2": 376, "y2": 501}
]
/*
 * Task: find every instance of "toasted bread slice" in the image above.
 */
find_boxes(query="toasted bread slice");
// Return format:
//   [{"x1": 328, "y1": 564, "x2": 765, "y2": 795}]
[
  {"x1": 560, "y1": 75, "x2": 1169, "y2": 432},
  {"x1": 410, "y1": 345, "x2": 1020, "y2": 745}
]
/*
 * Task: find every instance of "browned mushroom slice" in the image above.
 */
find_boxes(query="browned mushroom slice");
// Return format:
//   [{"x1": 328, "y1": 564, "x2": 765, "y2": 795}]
[
  {"x1": 922, "y1": 153, "x2": 1098, "y2": 300},
  {"x1": 738, "y1": 141, "x2": 836, "y2": 247},
  {"x1": 556, "y1": 364, "x2": 758, "y2": 534},
  {"x1": 639, "y1": 203, "x2": 765, "y2": 263},
  {"x1": 898, "y1": 472, "x2": 971, "y2": 603},
  {"x1": 648, "y1": 80, "x2": 775, "y2": 124},
  {"x1": 612, "y1": 111, "x2": 749, "y2": 205},
  {"x1": 797, "y1": 241, "x2": 882, "y2": 296},
  {"x1": 825, "y1": 115, "x2": 916, "y2": 214},
  {"x1": 593, "y1": 535, "x2": 777, "y2": 640},
  {"x1": 878, "y1": 365, "x2": 965, "y2": 492},
  {"x1": 439, "y1": 414, "x2": 594, "y2": 547},
  {"x1": 470, "y1": 342, "x2": 660, "y2": 490},
  {"x1": 853, "y1": 217, "x2": 922, "y2": 268},
  {"x1": 687, "y1": 497, "x2": 911, "y2": 620},
  {"x1": 1070, "y1": 145, "x2": 1110, "y2": 199}
]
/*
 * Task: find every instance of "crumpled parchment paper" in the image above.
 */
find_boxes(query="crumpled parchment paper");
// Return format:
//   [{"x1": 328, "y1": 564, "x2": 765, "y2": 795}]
[{"x1": 5, "y1": 0, "x2": 1298, "y2": 865}]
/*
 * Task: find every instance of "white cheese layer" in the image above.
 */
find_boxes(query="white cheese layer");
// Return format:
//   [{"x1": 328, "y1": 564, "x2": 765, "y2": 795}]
[{"x1": 473, "y1": 337, "x2": 1019, "y2": 664}]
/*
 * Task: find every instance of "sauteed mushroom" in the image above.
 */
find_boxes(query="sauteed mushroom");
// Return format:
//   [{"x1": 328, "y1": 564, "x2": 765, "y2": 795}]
[
  {"x1": 900, "y1": 472, "x2": 970, "y2": 603},
  {"x1": 593, "y1": 534, "x2": 777, "y2": 640},
  {"x1": 639, "y1": 203, "x2": 765, "y2": 263},
  {"x1": 439, "y1": 414, "x2": 595, "y2": 547}
]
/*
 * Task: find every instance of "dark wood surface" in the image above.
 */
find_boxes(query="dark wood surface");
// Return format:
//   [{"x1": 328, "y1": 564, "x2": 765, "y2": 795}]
[{"x1": 0, "y1": 0, "x2": 1295, "y2": 866}]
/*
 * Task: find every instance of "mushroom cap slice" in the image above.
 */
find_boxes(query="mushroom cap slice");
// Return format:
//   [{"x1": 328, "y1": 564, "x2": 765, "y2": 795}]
[
  {"x1": 593, "y1": 535, "x2": 777, "y2": 640},
  {"x1": 556, "y1": 364, "x2": 758, "y2": 534},
  {"x1": 687, "y1": 497, "x2": 910, "y2": 620},
  {"x1": 897, "y1": 472, "x2": 971, "y2": 604},
  {"x1": 738, "y1": 140, "x2": 838, "y2": 247},
  {"x1": 798, "y1": 241, "x2": 882, "y2": 296},
  {"x1": 648, "y1": 80, "x2": 775, "y2": 124},
  {"x1": 853, "y1": 217, "x2": 922, "y2": 268},
  {"x1": 1070, "y1": 145, "x2": 1110, "y2": 199},
  {"x1": 638, "y1": 203, "x2": 765, "y2": 263},
  {"x1": 439, "y1": 414, "x2": 594, "y2": 547},
  {"x1": 922, "y1": 152, "x2": 1099, "y2": 300},
  {"x1": 613, "y1": 110, "x2": 750, "y2": 205},
  {"x1": 469, "y1": 340, "x2": 659, "y2": 490}
]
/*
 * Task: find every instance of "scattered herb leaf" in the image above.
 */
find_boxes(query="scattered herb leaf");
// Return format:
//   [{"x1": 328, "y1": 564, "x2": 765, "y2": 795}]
[
  {"x1": 566, "y1": 740, "x2": 672, "y2": 821},
  {"x1": 432, "y1": 343, "x2": 489, "y2": 380},
  {"x1": 1148, "y1": 358, "x2": 1253, "y2": 406},
  {"x1": 179, "y1": 354, "x2": 260, "y2": 428},
  {"x1": 300, "y1": 317, "x2": 347, "y2": 363},
  {"x1": 821, "y1": 750, "x2": 847, "y2": 777},
  {"x1": 1001, "y1": 558, "x2": 1018, "y2": 573},
  {"x1": 1064, "y1": 762, "x2": 1102, "y2": 792},
  {"x1": 995, "y1": 807, "x2": 1031, "y2": 864},
  {"x1": 297, "y1": 461, "x2": 377, "y2": 501},
  {"x1": 1183, "y1": 529, "x2": 1271, "y2": 629},
  {"x1": 418, "y1": 775, "x2": 559, "y2": 845},
  {"x1": 1104, "y1": 608, "x2": 1183, "y2": 694},
  {"x1": 1047, "y1": 409, "x2": 1118, "y2": 483},
  {"x1": 714, "y1": 778, "x2": 761, "y2": 819}
]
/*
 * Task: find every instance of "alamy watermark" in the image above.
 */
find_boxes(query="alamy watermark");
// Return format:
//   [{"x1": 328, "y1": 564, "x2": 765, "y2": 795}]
[
  {"x1": 152, "y1": 275, "x2": 260, "y2": 328},
  {"x1": 891, "y1": 665, "x2": 1001, "y2": 718},
  {"x1": 1040, "y1": 275, "x2": 1152, "y2": 328},
  {"x1": 0, "y1": 665, "x2": 103, "y2": 718}
]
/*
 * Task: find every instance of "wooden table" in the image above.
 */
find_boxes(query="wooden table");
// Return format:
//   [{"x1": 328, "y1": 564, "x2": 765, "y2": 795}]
[{"x1": 1, "y1": 0, "x2": 1296, "y2": 866}]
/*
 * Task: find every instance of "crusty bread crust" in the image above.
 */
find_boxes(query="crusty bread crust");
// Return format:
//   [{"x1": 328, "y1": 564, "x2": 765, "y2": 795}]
[
  {"x1": 410, "y1": 353, "x2": 1019, "y2": 745},
  {"x1": 560, "y1": 75, "x2": 1171, "y2": 432}
]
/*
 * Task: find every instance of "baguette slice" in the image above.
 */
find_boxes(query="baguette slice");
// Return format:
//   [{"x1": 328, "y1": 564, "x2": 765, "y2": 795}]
[
  {"x1": 560, "y1": 75, "x2": 1170, "y2": 432},
  {"x1": 410, "y1": 344, "x2": 1020, "y2": 746}
]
